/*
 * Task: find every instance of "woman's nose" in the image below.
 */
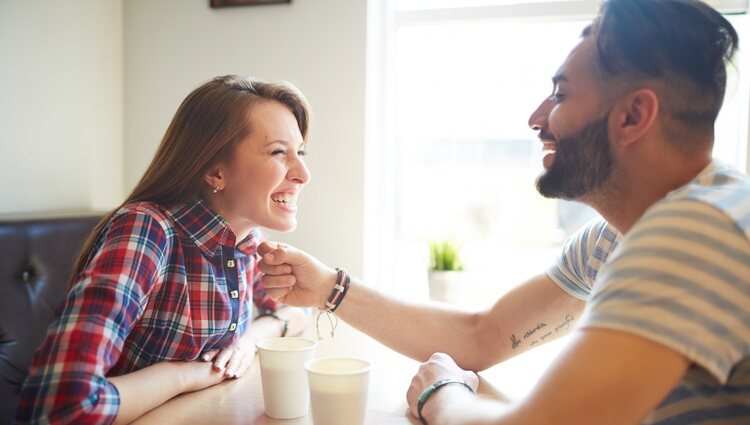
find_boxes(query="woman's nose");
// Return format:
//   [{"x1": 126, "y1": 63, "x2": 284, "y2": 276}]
[{"x1": 288, "y1": 155, "x2": 310, "y2": 185}]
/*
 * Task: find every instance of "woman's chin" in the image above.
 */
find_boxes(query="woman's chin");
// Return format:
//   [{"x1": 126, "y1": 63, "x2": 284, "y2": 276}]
[{"x1": 265, "y1": 220, "x2": 298, "y2": 233}]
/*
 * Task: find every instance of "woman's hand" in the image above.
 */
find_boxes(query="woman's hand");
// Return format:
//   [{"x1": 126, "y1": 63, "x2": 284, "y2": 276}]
[
  {"x1": 201, "y1": 335, "x2": 257, "y2": 379},
  {"x1": 406, "y1": 353, "x2": 479, "y2": 419},
  {"x1": 257, "y1": 241, "x2": 338, "y2": 308}
]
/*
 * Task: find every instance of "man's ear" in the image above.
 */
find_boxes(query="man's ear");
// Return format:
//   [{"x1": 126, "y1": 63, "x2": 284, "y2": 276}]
[
  {"x1": 611, "y1": 88, "x2": 659, "y2": 147},
  {"x1": 203, "y1": 164, "x2": 226, "y2": 192}
]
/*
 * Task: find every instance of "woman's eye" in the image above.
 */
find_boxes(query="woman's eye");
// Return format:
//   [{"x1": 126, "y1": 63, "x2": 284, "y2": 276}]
[
  {"x1": 297, "y1": 150, "x2": 306, "y2": 157},
  {"x1": 550, "y1": 92, "x2": 565, "y2": 101},
  {"x1": 271, "y1": 149, "x2": 286, "y2": 156}
]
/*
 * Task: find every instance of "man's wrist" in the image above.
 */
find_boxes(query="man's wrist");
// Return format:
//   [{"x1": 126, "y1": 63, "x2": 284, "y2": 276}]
[
  {"x1": 418, "y1": 378, "x2": 475, "y2": 425},
  {"x1": 318, "y1": 269, "x2": 339, "y2": 308},
  {"x1": 321, "y1": 268, "x2": 350, "y2": 312}
]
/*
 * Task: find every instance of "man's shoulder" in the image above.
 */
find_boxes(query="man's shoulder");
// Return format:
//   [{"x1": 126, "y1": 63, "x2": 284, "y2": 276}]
[
  {"x1": 653, "y1": 162, "x2": 750, "y2": 239},
  {"x1": 668, "y1": 161, "x2": 750, "y2": 205}
]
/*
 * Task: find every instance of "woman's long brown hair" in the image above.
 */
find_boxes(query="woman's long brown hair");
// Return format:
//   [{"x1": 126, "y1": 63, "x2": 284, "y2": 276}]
[{"x1": 70, "y1": 75, "x2": 310, "y2": 286}]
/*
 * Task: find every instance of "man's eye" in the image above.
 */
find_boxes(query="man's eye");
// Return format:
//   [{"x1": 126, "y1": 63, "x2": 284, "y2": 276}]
[{"x1": 550, "y1": 92, "x2": 565, "y2": 101}]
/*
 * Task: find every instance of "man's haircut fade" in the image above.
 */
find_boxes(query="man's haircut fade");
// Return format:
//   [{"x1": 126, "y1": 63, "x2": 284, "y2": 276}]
[{"x1": 590, "y1": 0, "x2": 739, "y2": 136}]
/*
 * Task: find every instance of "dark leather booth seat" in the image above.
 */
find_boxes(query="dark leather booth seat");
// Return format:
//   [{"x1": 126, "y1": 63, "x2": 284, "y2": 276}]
[{"x1": 0, "y1": 213, "x2": 100, "y2": 424}]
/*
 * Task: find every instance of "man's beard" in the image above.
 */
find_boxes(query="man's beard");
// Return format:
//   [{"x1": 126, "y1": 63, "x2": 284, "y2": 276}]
[{"x1": 536, "y1": 112, "x2": 614, "y2": 200}]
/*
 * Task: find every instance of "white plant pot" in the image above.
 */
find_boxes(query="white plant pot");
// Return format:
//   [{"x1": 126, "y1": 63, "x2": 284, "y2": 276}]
[{"x1": 427, "y1": 270, "x2": 467, "y2": 304}]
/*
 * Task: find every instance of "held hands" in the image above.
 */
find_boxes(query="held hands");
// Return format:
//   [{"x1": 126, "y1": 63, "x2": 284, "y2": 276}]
[
  {"x1": 257, "y1": 241, "x2": 338, "y2": 308},
  {"x1": 406, "y1": 353, "x2": 479, "y2": 420}
]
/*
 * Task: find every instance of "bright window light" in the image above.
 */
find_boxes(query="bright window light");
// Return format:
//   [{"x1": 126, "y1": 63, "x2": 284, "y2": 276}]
[{"x1": 367, "y1": 3, "x2": 750, "y2": 304}]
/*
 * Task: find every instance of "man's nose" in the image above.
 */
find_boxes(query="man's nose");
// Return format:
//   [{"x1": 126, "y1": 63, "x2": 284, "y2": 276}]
[{"x1": 528, "y1": 98, "x2": 552, "y2": 131}]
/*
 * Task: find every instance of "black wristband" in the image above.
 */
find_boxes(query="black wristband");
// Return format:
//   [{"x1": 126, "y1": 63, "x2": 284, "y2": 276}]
[
  {"x1": 417, "y1": 378, "x2": 474, "y2": 424},
  {"x1": 254, "y1": 312, "x2": 289, "y2": 337}
]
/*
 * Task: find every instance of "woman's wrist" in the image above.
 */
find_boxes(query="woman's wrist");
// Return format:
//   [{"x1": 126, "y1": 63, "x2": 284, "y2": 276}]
[
  {"x1": 254, "y1": 312, "x2": 289, "y2": 337},
  {"x1": 163, "y1": 360, "x2": 200, "y2": 394}
]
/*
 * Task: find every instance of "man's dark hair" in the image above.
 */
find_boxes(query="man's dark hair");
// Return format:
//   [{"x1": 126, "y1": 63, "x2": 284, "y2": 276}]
[{"x1": 589, "y1": 0, "x2": 738, "y2": 142}]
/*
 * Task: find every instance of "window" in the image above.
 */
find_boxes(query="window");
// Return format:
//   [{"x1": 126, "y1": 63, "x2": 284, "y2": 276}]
[{"x1": 365, "y1": 1, "x2": 750, "y2": 304}]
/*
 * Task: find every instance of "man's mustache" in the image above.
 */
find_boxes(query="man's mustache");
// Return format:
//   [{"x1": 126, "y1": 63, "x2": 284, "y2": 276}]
[{"x1": 538, "y1": 130, "x2": 556, "y2": 142}]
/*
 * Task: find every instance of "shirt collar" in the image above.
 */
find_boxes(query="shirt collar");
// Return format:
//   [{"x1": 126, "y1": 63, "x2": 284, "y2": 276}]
[{"x1": 166, "y1": 197, "x2": 259, "y2": 259}]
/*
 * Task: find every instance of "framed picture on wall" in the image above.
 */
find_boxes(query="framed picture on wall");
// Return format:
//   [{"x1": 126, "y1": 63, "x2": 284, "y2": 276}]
[{"x1": 210, "y1": 0, "x2": 291, "y2": 7}]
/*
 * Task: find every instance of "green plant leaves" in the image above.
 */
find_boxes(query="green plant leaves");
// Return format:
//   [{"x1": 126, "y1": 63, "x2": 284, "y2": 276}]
[{"x1": 429, "y1": 239, "x2": 464, "y2": 271}]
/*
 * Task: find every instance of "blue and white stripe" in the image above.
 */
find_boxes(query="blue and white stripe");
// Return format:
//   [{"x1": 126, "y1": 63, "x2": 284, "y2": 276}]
[{"x1": 548, "y1": 161, "x2": 750, "y2": 424}]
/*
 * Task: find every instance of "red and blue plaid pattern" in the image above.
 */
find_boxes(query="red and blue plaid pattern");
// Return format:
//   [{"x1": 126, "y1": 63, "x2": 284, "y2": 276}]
[{"x1": 17, "y1": 198, "x2": 278, "y2": 424}]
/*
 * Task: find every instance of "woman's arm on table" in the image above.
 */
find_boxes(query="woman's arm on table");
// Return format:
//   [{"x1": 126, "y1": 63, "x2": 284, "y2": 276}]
[{"x1": 113, "y1": 305, "x2": 306, "y2": 424}]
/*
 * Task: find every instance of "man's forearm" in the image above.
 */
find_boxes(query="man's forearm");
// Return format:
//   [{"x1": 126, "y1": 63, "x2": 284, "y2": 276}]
[
  {"x1": 332, "y1": 274, "x2": 584, "y2": 371},
  {"x1": 333, "y1": 279, "x2": 486, "y2": 365}
]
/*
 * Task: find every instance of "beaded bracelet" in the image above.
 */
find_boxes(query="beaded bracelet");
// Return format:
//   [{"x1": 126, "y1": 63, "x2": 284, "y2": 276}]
[
  {"x1": 315, "y1": 268, "x2": 350, "y2": 340},
  {"x1": 417, "y1": 378, "x2": 474, "y2": 425},
  {"x1": 254, "y1": 312, "x2": 289, "y2": 337}
]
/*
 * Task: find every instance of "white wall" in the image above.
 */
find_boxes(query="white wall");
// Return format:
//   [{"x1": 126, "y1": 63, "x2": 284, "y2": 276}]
[
  {"x1": 0, "y1": 0, "x2": 123, "y2": 213},
  {"x1": 124, "y1": 0, "x2": 367, "y2": 274},
  {"x1": 0, "y1": 0, "x2": 367, "y2": 275}
]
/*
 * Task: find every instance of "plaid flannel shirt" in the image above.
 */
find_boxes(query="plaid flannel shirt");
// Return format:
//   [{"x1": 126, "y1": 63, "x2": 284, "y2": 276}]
[{"x1": 17, "y1": 198, "x2": 278, "y2": 424}]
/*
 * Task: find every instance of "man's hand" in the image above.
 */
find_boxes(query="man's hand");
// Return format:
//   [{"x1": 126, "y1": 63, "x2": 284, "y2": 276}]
[
  {"x1": 406, "y1": 352, "x2": 479, "y2": 419},
  {"x1": 257, "y1": 241, "x2": 338, "y2": 308}
]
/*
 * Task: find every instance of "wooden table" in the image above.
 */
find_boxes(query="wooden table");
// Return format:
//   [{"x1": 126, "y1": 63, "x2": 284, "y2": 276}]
[{"x1": 132, "y1": 322, "x2": 567, "y2": 424}]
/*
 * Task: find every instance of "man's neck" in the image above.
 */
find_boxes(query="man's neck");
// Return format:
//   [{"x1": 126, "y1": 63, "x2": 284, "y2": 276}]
[{"x1": 586, "y1": 155, "x2": 711, "y2": 235}]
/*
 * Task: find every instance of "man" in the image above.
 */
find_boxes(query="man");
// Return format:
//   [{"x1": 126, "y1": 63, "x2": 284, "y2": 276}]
[{"x1": 259, "y1": 0, "x2": 749, "y2": 423}]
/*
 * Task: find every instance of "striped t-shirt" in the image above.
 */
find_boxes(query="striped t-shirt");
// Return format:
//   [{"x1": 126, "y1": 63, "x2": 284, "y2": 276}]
[{"x1": 548, "y1": 160, "x2": 750, "y2": 424}]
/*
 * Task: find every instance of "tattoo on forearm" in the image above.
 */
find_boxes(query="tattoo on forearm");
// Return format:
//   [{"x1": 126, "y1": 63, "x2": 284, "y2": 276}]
[
  {"x1": 510, "y1": 334, "x2": 521, "y2": 349},
  {"x1": 554, "y1": 314, "x2": 576, "y2": 334},
  {"x1": 523, "y1": 322, "x2": 547, "y2": 340},
  {"x1": 509, "y1": 314, "x2": 576, "y2": 350}
]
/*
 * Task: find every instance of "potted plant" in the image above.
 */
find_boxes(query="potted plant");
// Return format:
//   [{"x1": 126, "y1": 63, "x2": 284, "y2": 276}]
[{"x1": 427, "y1": 239, "x2": 467, "y2": 303}]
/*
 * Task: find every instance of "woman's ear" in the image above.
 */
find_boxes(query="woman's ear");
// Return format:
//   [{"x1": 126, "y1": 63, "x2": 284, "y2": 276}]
[
  {"x1": 203, "y1": 164, "x2": 226, "y2": 193},
  {"x1": 611, "y1": 88, "x2": 659, "y2": 147}
]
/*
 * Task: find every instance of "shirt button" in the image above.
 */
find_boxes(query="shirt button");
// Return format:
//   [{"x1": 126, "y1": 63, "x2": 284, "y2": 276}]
[
  {"x1": 226, "y1": 259, "x2": 236, "y2": 268},
  {"x1": 230, "y1": 289, "x2": 239, "y2": 299},
  {"x1": 229, "y1": 322, "x2": 237, "y2": 332}
]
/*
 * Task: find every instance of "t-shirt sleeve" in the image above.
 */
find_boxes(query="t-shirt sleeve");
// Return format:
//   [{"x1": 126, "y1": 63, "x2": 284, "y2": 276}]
[
  {"x1": 579, "y1": 199, "x2": 750, "y2": 383},
  {"x1": 547, "y1": 218, "x2": 615, "y2": 300}
]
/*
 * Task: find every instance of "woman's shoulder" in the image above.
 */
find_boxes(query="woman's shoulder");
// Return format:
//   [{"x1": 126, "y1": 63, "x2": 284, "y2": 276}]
[
  {"x1": 108, "y1": 201, "x2": 177, "y2": 237},
  {"x1": 115, "y1": 201, "x2": 171, "y2": 221}
]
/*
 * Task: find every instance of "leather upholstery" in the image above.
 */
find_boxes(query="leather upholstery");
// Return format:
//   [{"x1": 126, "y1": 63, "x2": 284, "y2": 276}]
[{"x1": 0, "y1": 214, "x2": 100, "y2": 424}]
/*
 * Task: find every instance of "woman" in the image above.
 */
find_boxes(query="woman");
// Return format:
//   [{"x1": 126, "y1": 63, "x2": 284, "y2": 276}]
[{"x1": 17, "y1": 75, "x2": 310, "y2": 424}]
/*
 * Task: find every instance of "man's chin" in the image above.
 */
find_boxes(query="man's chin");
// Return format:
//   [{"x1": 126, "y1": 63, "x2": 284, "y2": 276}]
[{"x1": 536, "y1": 170, "x2": 577, "y2": 200}]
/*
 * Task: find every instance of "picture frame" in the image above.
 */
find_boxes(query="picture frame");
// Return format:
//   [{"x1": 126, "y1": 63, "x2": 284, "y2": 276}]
[{"x1": 210, "y1": 0, "x2": 291, "y2": 8}]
